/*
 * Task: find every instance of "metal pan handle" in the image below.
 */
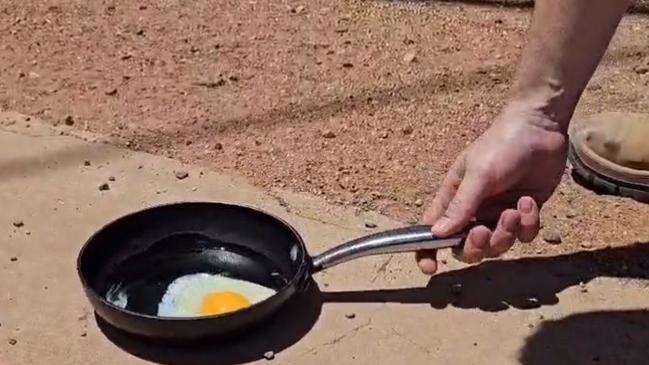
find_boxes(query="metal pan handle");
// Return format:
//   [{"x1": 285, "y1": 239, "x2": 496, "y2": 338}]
[{"x1": 310, "y1": 225, "x2": 465, "y2": 272}]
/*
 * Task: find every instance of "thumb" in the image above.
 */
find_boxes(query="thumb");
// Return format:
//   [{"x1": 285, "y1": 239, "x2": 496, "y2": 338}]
[{"x1": 431, "y1": 174, "x2": 485, "y2": 237}]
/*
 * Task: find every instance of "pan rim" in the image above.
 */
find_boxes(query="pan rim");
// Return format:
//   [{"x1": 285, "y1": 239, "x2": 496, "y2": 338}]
[{"x1": 76, "y1": 200, "x2": 310, "y2": 322}]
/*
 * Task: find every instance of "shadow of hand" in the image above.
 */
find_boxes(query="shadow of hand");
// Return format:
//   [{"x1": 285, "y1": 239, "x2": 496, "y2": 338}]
[
  {"x1": 521, "y1": 310, "x2": 649, "y2": 364},
  {"x1": 324, "y1": 243, "x2": 649, "y2": 312}
]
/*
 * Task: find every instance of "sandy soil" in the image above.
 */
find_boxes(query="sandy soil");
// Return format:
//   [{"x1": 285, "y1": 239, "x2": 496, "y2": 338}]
[{"x1": 1, "y1": 0, "x2": 649, "y2": 257}]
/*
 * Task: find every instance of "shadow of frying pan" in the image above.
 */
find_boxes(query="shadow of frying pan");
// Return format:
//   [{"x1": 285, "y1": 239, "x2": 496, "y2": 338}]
[{"x1": 98, "y1": 280, "x2": 324, "y2": 365}]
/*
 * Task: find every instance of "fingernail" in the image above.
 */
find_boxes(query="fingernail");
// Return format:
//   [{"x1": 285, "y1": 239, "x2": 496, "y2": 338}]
[
  {"x1": 518, "y1": 198, "x2": 533, "y2": 213},
  {"x1": 432, "y1": 217, "x2": 449, "y2": 235}
]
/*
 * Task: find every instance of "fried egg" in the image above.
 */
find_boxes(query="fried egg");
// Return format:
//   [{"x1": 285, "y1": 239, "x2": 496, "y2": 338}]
[{"x1": 157, "y1": 273, "x2": 277, "y2": 317}]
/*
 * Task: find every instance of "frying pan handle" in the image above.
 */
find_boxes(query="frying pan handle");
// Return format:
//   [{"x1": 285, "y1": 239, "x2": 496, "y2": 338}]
[{"x1": 310, "y1": 225, "x2": 466, "y2": 272}]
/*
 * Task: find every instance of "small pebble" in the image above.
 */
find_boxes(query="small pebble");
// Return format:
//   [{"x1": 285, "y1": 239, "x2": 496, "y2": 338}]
[
  {"x1": 345, "y1": 313, "x2": 356, "y2": 319},
  {"x1": 83, "y1": 160, "x2": 91, "y2": 166},
  {"x1": 322, "y1": 130, "x2": 336, "y2": 139},
  {"x1": 12, "y1": 220, "x2": 24, "y2": 228},
  {"x1": 402, "y1": 125, "x2": 414, "y2": 135},
  {"x1": 580, "y1": 241, "x2": 593, "y2": 249},
  {"x1": 25, "y1": 231, "x2": 31, "y2": 236},
  {"x1": 10, "y1": 257, "x2": 17, "y2": 262},
  {"x1": 342, "y1": 62, "x2": 354, "y2": 68},
  {"x1": 191, "y1": 187, "x2": 198, "y2": 192},
  {"x1": 64, "y1": 115, "x2": 74, "y2": 126},
  {"x1": 105, "y1": 88, "x2": 118, "y2": 96},
  {"x1": 98, "y1": 183, "x2": 110, "y2": 191},
  {"x1": 403, "y1": 50, "x2": 417, "y2": 63},
  {"x1": 414, "y1": 198, "x2": 423, "y2": 207},
  {"x1": 214, "y1": 142, "x2": 223, "y2": 150},
  {"x1": 634, "y1": 65, "x2": 649, "y2": 75},
  {"x1": 108, "y1": 176, "x2": 116, "y2": 182},
  {"x1": 364, "y1": 222, "x2": 377, "y2": 229},
  {"x1": 80, "y1": 332, "x2": 87, "y2": 338},
  {"x1": 542, "y1": 229, "x2": 562, "y2": 244},
  {"x1": 175, "y1": 171, "x2": 189, "y2": 180},
  {"x1": 263, "y1": 351, "x2": 275, "y2": 360},
  {"x1": 527, "y1": 323, "x2": 534, "y2": 329},
  {"x1": 8, "y1": 338, "x2": 17, "y2": 346}
]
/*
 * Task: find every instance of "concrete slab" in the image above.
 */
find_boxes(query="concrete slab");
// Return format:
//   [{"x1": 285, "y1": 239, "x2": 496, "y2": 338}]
[{"x1": 1, "y1": 112, "x2": 649, "y2": 365}]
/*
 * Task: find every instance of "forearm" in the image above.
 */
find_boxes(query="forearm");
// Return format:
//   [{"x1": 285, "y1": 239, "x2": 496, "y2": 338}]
[{"x1": 510, "y1": 0, "x2": 633, "y2": 133}]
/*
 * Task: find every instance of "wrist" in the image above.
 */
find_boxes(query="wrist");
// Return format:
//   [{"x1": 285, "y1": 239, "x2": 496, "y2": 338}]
[
  {"x1": 495, "y1": 97, "x2": 570, "y2": 155},
  {"x1": 506, "y1": 81, "x2": 579, "y2": 136}
]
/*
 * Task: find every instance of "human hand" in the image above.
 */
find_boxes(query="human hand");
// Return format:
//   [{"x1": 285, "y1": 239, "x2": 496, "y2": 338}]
[{"x1": 417, "y1": 104, "x2": 569, "y2": 274}]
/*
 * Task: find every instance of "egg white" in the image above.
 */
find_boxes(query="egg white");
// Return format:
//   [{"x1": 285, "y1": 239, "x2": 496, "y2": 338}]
[
  {"x1": 157, "y1": 273, "x2": 277, "y2": 317},
  {"x1": 105, "y1": 283, "x2": 128, "y2": 309}
]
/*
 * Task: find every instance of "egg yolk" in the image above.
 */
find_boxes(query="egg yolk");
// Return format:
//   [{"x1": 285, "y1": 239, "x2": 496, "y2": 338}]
[{"x1": 200, "y1": 291, "x2": 251, "y2": 316}]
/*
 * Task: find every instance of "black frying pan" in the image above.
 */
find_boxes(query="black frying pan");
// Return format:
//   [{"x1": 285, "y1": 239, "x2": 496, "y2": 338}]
[{"x1": 77, "y1": 202, "x2": 465, "y2": 342}]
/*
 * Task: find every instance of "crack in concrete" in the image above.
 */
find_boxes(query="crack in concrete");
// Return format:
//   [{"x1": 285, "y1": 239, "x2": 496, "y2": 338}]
[
  {"x1": 370, "y1": 255, "x2": 394, "y2": 283},
  {"x1": 271, "y1": 194, "x2": 292, "y2": 213},
  {"x1": 268, "y1": 192, "x2": 358, "y2": 232},
  {"x1": 292, "y1": 212, "x2": 356, "y2": 231},
  {"x1": 299, "y1": 317, "x2": 374, "y2": 357},
  {"x1": 390, "y1": 327, "x2": 435, "y2": 358}
]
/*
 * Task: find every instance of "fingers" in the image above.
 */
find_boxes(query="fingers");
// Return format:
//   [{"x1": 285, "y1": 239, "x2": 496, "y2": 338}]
[
  {"x1": 456, "y1": 210, "x2": 519, "y2": 263},
  {"x1": 418, "y1": 153, "x2": 540, "y2": 275},
  {"x1": 415, "y1": 250, "x2": 438, "y2": 275},
  {"x1": 431, "y1": 173, "x2": 486, "y2": 237},
  {"x1": 517, "y1": 196, "x2": 540, "y2": 242},
  {"x1": 458, "y1": 225, "x2": 492, "y2": 263},
  {"x1": 487, "y1": 209, "x2": 521, "y2": 257},
  {"x1": 453, "y1": 198, "x2": 537, "y2": 265},
  {"x1": 417, "y1": 158, "x2": 465, "y2": 275},
  {"x1": 421, "y1": 158, "x2": 465, "y2": 225}
]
